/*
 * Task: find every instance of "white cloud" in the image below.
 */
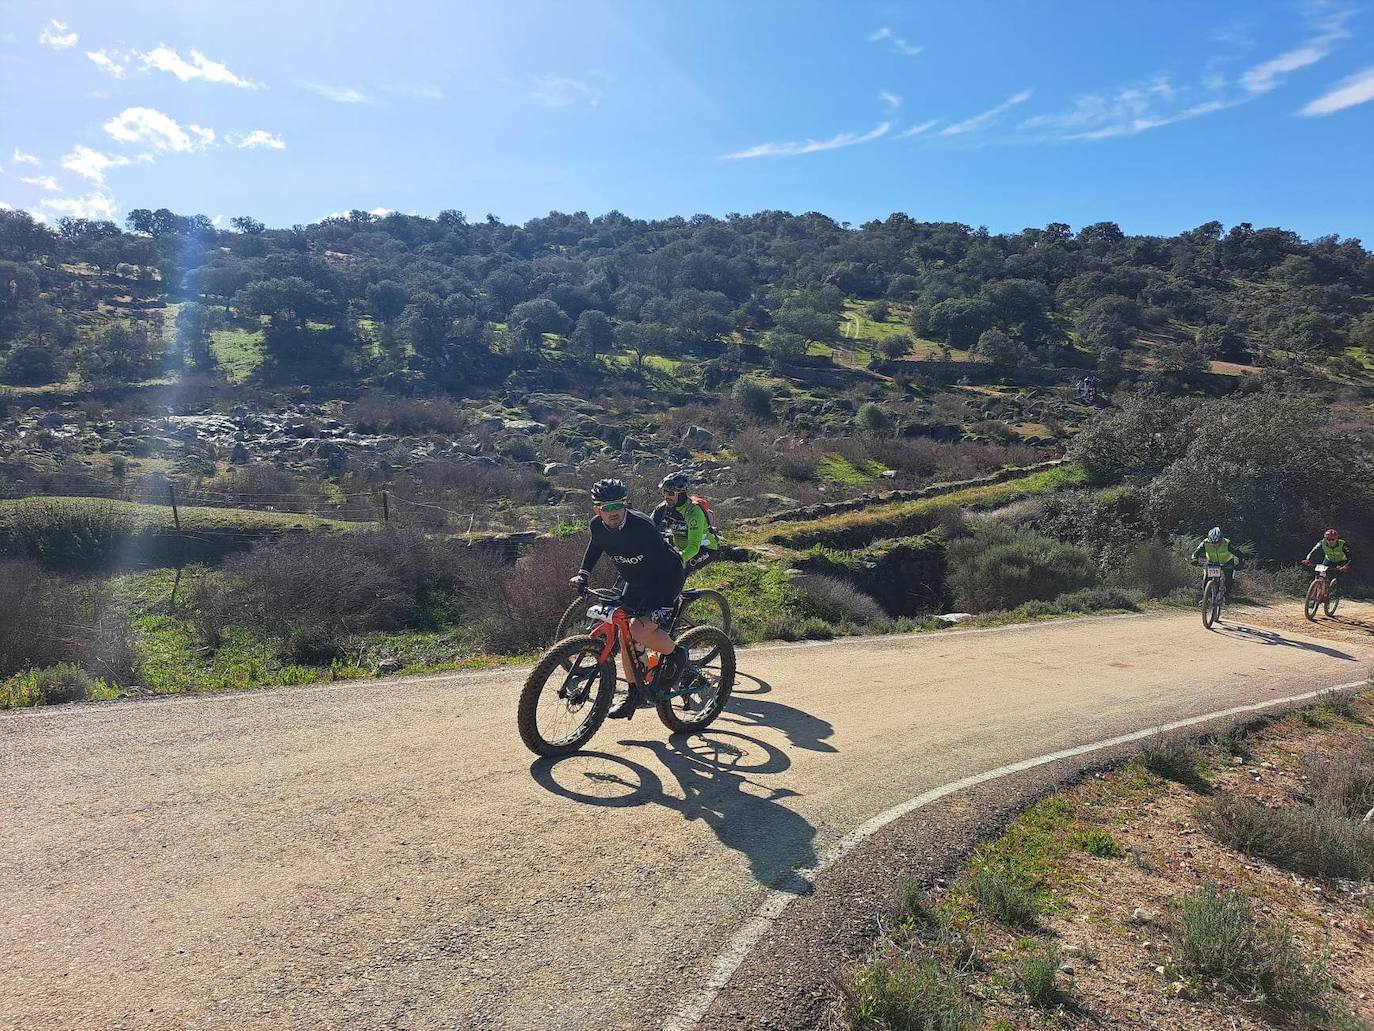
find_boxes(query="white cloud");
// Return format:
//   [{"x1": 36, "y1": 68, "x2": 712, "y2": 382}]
[
  {"x1": 1066, "y1": 98, "x2": 1232, "y2": 140},
  {"x1": 1239, "y1": 9, "x2": 1352, "y2": 94},
  {"x1": 12, "y1": 149, "x2": 41, "y2": 166},
  {"x1": 0, "y1": 200, "x2": 12, "y2": 210},
  {"x1": 87, "y1": 49, "x2": 129, "y2": 77},
  {"x1": 868, "y1": 25, "x2": 923, "y2": 56},
  {"x1": 20, "y1": 175, "x2": 60, "y2": 192},
  {"x1": 41, "y1": 190, "x2": 117, "y2": 221},
  {"x1": 897, "y1": 119, "x2": 939, "y2": 138},
  {"x1": 61, "y1": 144, "x2": 131, "y2": 184},
  {"x1": 39, "y1": 19, "x2": 78, "y2": 49},
  {"x1": 1300, "y1": 65, "x2": 1374, "y2": 115},
  {"x1": 383, "y1": 81, "x2": 444, "y2": 100},
  {"x1": 721, "y1": 120, "x2": 893, "y2": 159},
  {"x1": 530, "y1": 76, "x2": 600, "y2": 107},
  {"x1": 306, "y1": 82, "x2": 372, "y2": 103},
  {"x1": 228, "y1": 130, "x2": 286, "y2": 149},
  {"x1": 880, "y1": 90, "x2": 901, "y2": 110},
  {"x1": 940, "y1": 90, "x2": 1032, "y2": 135},
  {"x1": 104, "y1": 107, "x2": 213, "y2": 152},
  {"x1": 139, "y1": 45, "x2": 260, "y2": 88}
]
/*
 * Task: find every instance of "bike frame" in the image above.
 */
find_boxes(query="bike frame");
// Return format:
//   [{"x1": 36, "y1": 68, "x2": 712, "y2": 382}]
[{"x1": 582, "y1": 589, "x2": 702, "y2": 699}]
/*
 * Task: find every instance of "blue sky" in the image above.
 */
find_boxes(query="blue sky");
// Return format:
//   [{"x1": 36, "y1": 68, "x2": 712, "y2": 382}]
[{"x1": 2, "y1": 0, "x2": 1373, "y2": 239}]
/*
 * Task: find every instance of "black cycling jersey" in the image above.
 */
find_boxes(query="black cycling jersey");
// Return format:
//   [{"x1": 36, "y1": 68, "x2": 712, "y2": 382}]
[{"x1": 581, "y1": 509, "x2": 685, "y2": 591}]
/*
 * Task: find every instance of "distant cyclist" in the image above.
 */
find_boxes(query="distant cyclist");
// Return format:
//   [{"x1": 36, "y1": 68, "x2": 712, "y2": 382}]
[
  {"x1": 1192, "y1": 526, "x2": 1242, "y2": 599},
  {"x1": 651, "y1": 471, "x2": 719, "y2": 573},
  {"x1": 570, "y1": 477, "x2": 686, "y2": 717},
  {"x1": 1301, "y1": 528, "x2": 1351, "y2": 579}
]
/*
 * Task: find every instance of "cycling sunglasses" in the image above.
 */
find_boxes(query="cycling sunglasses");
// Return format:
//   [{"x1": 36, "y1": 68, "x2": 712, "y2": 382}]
[{"x1": 595, "y1": 501, "x2": 627, "y2": 513}]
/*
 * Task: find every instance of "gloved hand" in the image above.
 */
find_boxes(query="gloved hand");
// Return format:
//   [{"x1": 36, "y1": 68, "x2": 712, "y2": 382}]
[
  {"x1": 1300, "y1": 559, "x2": 1312, "y2": 568},
  {"x1": 1339, "y1": 564, "x2": 1349, "y2": 574},
  {"x1": 570, "y1": 571, "x2": 589, "y2": 593}
]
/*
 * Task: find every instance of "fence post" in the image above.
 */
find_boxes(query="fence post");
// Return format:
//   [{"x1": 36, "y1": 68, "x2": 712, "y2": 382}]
[
  {"x1": 381, "y1": 489, "x2": 389, "y2": 524},
  {"x1": 168, "y1": 484, "x2": 181, "y2": 530}
]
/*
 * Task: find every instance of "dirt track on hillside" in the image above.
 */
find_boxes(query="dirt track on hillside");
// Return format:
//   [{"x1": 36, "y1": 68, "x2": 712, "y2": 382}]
[{"x1": 3, "y1": 603, "x2": 1371, "y2": 1030}]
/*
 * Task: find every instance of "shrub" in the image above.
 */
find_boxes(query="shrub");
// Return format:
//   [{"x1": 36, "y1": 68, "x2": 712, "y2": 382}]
[
  {"x1": 192, "y1": 528, "x2": 477, "y2": 661},
  {"x1": 4, "y1": 498, "x2": 139, "y2": 571},
  {"x1": 1140, "y1": 735, "x2": 1201, "y2": 785},
  {"x1": 351, "y1": 394, "x2": 468, "y2": 435},
  {"x1": 1171, "y1": 885, "x2": 1329, "y2": 1010},
  {"x1": 971, "y1": 862, "x2": 1039, "y2": 928},
  {"x1": 848, "y1": 959, "x2": 978, "y2": 1031},
  {"x1": 1113, "y1": 541, "x2": 1192, "y2": 598},
  {"x1": 1203, "y1": 793, "x2": 1374, "y2": 881},
  {"x1": 897, "y1": 875, "x2": 936, "y2": 929},
  {"x1": 1305, "y1": 744, "x2": 1374, "y2": 819},
  {"x1": 1314, "y1": 688, "x2": 1356, "y2": 720},
  {"x1": 1, "y1": 663, "x2": 111, "y2": 707},
  {"x1": 1017, "y1": 946, "x2": 1061, "y2": 1006},
  {"x1": 856, "y1": 402, "x2": 894, "y2": 437},
  {"x1": 1073, "y1": 828, "x2": 1124, "y2": 858},
  {"x1": 0, "y1": 559, "x2": 138, "y2": 684},
  {"x1": 946, "y1": 524, "x2": 1096, "y2": 612},
  {"x1": 732, "y1": 377, "x2": 773, "y2": 420},
  {"x1": 792, "y1": 574, "x2": 886, "y2": 624},
  {"x1": 474, "y1": 535, "x2": 596, "y2": 653}
]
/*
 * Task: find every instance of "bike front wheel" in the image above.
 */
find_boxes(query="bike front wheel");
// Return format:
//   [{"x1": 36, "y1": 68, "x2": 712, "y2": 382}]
[
  {"x1": 1304, "y1": 580, "x2": 1322, "y2": 621},
  {"x1": 656, "y1": 625, "x2": 735, "y2": 735},
  {"x1": 1202, "y1": 581, "x2": 1220, "y2": 629},
  {"x1": 1325, "y1": 579, "x2": 1341, "y2": 618},
  {"x1": 518, "y1": 636, "x2": 615, "y2": 757}
]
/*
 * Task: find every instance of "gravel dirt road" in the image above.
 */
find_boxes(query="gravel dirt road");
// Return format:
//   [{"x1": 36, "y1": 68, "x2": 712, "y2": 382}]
[{"x1": 3, "y1": 603, "x2": 1370, "y2": 1030}]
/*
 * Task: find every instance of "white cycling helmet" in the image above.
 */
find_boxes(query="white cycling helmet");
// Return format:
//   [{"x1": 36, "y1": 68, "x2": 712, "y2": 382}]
[{"x1": 1207, "y1": 527, "x2": 1222, "y2": 543}]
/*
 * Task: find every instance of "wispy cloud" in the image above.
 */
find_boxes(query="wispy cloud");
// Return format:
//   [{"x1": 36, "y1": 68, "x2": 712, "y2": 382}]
[
  {"x1": 530, "y1": 76, "x2": 601, "y2": 107},
  {"x1": 86, "y1": 49, "x2": 128, "y2": 77},
  {"x1": 20, "y1": 175, "x2": 60, "y2": 192},
  {"x1": 1239, "y1": 7, "x2": 1352, "y2": 93},
  {"x1": 897, "y1": 119, "x2": 939, "y2": 138},
  {"x1": 61, "y1": 144, "x2": 132, "y2": 183},
  {"x1": 383, "y1": 81, "x2": 444, "y2": 101},
  {"x1": 721, "y1": 120, "x2": 893, "y2": 159},
  {"x1": 140, "y1": 45, "x2": 260, "y2": 88},
  {"x1": 1300, "y1": 64, "x2": 1374, "y2": 115},
  {"x1": 12, "y1": 149, "x2": 41, "y2": 167},
  {"x1": 41, "y1": 191, "x2": 117, "y2": 221},
  {"x1": 104, "y1": 107, "x2": 215, "y2": 151},
  {"x1": 38, "y1": 19, "x2": 78, "y2": 49},
  {"x1": 940, "y1": 90, "x2": 1032, "y2": 136},
  {"x1": 868, "y1": 26, "x2": 924, "y2": 56},
  {"x1": 306, "y1": 82, "x2": 372, "y2": 104},
  {"x1": 228, "y1": 130, "x2": 286, "y2": 149},
  {"x1": 880, "y1": 90, "x2": 902, "y2": 110}
]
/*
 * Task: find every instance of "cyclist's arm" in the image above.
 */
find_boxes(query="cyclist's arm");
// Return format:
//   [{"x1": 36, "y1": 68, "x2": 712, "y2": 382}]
[
  {"x1": 580, "y1": 534, "x2": 603, "y2": 576},
  {"x1": 679, "y1": 504, "x2": 708, "y2": 562},
  {"x1": 1191, "y1": 540, "x2": 1207, "y2": 562},
  {"x1": 1305, "y1": 542, "x2": 1324, "y2": 564},
  {"x1": 649, "y1": 502, "x2": 668, "y2": 530}
]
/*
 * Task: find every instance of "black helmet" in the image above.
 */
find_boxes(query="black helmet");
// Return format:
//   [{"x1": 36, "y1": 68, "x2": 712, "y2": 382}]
[
  {"x1": 658, "y1": 471, "x2": 690, "y2": 493},
  {"x1": 591, "y1": 478, "x2": 628, "y2": 503}
]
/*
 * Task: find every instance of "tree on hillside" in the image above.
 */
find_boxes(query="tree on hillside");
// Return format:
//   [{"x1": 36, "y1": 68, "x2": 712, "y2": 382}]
[
  {"x1": 975, "y1": 327, "x2": 1029, "y2": 368},
  {"x1": 508, "y1": 298, "x2": 572, "y2": 347},
  {"x1": 174, "y1": 302, "x2": 217, "y2": 370},
  {"x1": 928, "y1": 297, "x2": 995, "y2": 349},
  {"x1": 570, "y1": 309, "x2": 613, "y2": 359}
]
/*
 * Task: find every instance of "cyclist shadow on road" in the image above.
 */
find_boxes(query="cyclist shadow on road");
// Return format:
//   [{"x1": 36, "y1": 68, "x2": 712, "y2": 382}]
[
  {"x1": 530, "y1": 730, "x2": 818, "y2": 892},
  {"x1": 714, "y1": 673, "x2": 838, "y2": 756},
  {"x1": 1212, "y1": 623, "x2": 1357, "y2": 661}
]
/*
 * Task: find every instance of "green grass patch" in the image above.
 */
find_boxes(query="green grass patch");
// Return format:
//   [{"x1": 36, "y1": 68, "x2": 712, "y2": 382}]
[
  {"x1": 209, "y1": 326, "x2": 265, "y2": 383},
  {"x1": 0, "y1": 496, "x2": 368, "y2": 535},
  {"x1": 817, "y1": 453, "x2": 890, "y2": 485}
]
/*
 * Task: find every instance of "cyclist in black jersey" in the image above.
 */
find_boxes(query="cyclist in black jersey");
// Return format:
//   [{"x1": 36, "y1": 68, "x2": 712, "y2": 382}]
[{"x1": 570, "y1": 478, "x2": 687, "y2": 716}]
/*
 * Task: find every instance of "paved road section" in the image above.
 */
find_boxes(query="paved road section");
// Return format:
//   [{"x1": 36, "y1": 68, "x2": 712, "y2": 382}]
[{"x1": 3, "y1": 604, "x2": 1371, "y2": 1030}]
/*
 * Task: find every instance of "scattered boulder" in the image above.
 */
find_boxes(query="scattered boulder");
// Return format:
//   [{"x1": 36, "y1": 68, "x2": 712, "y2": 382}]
[
  {"x1": 542, "y1": 462, "x2": 576, "y2": 477},
  {"x1": 683, "y1": 425, "x2": 714, "y2": 444},
  {"x1": 502, "y1": 419, "x2": 546, "y2": 434}
]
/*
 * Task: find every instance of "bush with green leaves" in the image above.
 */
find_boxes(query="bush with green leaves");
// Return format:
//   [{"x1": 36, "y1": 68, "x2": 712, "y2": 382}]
[
  {"x1": 1140, "y1": 735, "x2": 1201, "y2": 784},
  {"x1": 971, "y1": 861, "x2": 1039, "y2": 928},
  {"x1": 732, "y1": 376, "x2": 773, "y2": 420},
  {"x1": 3, "y1": 498, "x2": 139, "y2": 571},
  {"x1": 856, "y1": 402, "x2": 894, "y2": 437},
  {"x1": 1, "y1": 663, "x2": 113, "y2": 707},
  {"x1": 791, "y1": 573, "x2": 886, "y2": 624},
  {"x1": 848, "y1": 959, "x2": 978, "y2": 1031},
  {"x1": 946, "y1": 524, "x2": 1096, "y2": 612},
  {"x1": 1017, "y1": 946, "x2": 1061, "y2": 1006},
  {"x1": 1171, "y1": 885, "x2": 1329, "y2": 1011},
  {"x1": 1203, "y1": 792, "x2": 1374, "y2": 881}
]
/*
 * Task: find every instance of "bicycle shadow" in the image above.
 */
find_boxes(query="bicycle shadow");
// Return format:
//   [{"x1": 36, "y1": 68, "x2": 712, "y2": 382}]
[
  {"x1": 529, "y1": 730, "x2": 818, "y2": 891},
  {"x1": 1325, "y1": 615, "x2": 1374, "y2": 636},
  {"x1": 1212, "y1": 623, "x2": 1358, "y2": 661},
  {"x1": 716, "y1": 673, "x2": 839, "y2": 756}
]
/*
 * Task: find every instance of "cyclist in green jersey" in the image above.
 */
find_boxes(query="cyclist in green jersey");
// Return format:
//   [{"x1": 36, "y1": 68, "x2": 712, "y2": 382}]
[
  {"x1": 1301, "y1": 528, "x2": 1351, "y2": 578},
  {"x1": 1191, "y1": 526, "x2": 1242, "y2": 598}
]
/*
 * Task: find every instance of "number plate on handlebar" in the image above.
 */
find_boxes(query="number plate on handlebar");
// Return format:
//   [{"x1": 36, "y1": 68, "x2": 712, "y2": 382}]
[
  {"x1": 1203, "y1": 563, "x2": 1223, "y2": 579},
  {"x1": 1314, "y1": 564, "x2": 1329, "y2": 574},
  {"x1": 587, "y1": 604, "x2": 617, "y2": 621}
]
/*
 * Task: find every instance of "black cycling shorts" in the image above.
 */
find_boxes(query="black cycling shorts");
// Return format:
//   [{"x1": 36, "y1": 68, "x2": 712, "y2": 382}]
[{"x1": 622, "y1": 569, "x2": 686, "y2": 624}]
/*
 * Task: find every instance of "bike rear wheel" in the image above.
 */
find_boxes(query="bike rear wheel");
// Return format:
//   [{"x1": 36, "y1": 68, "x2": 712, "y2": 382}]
[
  {"x1": 1304, "y1": 580, "x2": 1322, "y2": 621},
  {"x1": 554, "y1": 597, "x2": 596, "y2": 645},
  {"x1": 1325, "y1": 580, "x2": 1341, "y2": 618},
  {"x1": 518, "y1": 636, "x2": 615, "y2": 757},
  {"x1": 656, "y1": 625, "x2": 735, "y2": 735},
  {"x1": 1202, "y1": 581, "x2": 1219, "y2": 629}
]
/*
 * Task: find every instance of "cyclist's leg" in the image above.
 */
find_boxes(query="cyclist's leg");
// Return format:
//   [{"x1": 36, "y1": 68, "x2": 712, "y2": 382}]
[{"x1": 1222, "y1": 561, "x2": 1235, "y2": 598}]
